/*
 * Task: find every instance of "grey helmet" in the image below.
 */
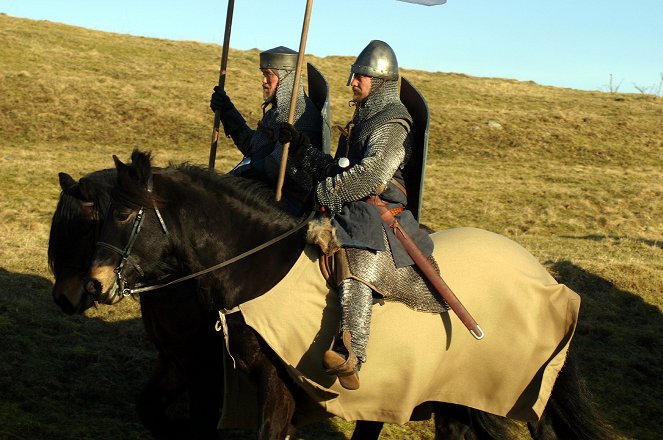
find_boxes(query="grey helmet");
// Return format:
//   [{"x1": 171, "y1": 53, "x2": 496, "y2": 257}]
[
  {"x1": 256, "y1": 46, "x2": 314, "y2": 138},
  {"x1": 347, "y1": 40, "x2": 399, "y2": 86},
  {"x1": 258, "y1": 46, "x2": 300, "y2": 107},
  {"x1": 260, "y1": 46, "x2": 298, "y2": 71}
]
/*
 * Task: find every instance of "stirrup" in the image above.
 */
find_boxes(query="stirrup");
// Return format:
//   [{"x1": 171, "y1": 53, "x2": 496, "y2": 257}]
[{"x1": 323, "y1": 331, "x2": 360, "y2": 390}]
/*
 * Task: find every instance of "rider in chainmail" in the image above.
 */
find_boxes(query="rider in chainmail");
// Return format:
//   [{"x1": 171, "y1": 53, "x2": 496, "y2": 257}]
[
  {"x1": 210, "y1": 46, "x2": 322, "y2": 215},
  {"x1": 279, "y1": 40, "x2": 440, "y2": 390}
]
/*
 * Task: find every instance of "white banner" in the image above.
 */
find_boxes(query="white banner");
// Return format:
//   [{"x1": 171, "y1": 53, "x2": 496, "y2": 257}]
[{"x1": 397, "y1": 0, "x2": 447, "y2": 6}]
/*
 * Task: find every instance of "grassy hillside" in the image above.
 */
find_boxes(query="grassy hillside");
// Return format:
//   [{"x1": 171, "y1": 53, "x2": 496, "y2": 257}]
[{"x1": 1, "y1": 13, "x2": 661, "y2": 439}]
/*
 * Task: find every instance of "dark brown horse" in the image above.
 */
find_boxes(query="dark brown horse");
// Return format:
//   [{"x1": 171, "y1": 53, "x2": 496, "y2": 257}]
[
  {"x1": 84, "y1": 150, "x2": 613, "y2": 440},
  {"x1": 49, "y1": 169, "x2": 224, "y2": 439},
  {"x1": 49, "y1": 167, "x2": 480, "y2": 439}
]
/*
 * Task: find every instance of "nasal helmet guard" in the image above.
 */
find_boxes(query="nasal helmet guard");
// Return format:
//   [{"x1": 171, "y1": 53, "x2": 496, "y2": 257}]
[
  {"x1": 260, "y1": 46, "x2": 298, "y2": 71},
  {"x1": 347, "y1": 40, "x2": 399, "y2": 86}
]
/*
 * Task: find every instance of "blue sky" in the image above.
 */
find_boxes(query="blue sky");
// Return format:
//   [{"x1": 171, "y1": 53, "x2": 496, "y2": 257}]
[{"x1": 1, "y1": 0, "x2": 661, "y2": 94}]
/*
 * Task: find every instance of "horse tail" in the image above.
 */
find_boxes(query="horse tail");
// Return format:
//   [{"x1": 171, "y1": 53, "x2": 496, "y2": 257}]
[{"x1": 530, "y1": 352, "x2": 614, "y2": 440}]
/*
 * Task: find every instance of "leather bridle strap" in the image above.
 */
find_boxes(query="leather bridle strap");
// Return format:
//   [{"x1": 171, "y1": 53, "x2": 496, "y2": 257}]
[
  {"x1": 95, "y1": 174, "x2": 164, "y2": 299},
  {"x1": 95, "y1": 206, "x2": 146, "y2": 299}
]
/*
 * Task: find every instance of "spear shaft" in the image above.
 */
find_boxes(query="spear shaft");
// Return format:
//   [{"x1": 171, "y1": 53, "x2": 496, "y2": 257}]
[
  {"x1": 208, "y1": 0, "x2": 235, "y2": 171},
  {"x1": 275, "y1": 0, "x2": 314, "y2": 201}
]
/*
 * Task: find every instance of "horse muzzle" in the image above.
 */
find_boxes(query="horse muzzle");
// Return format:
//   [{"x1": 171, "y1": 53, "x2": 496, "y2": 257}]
[{"x1": 52, "y1": 278, "x2": 96, "y2": 314}]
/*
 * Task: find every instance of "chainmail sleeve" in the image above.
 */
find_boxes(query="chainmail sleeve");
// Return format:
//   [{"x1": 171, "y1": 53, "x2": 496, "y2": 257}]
[
  {"x1": 294, "y1": 145, "x2": 336, "y2": 181},
  {"x1": 316, "y1": 121, "x2": 409, "y2": 213}
]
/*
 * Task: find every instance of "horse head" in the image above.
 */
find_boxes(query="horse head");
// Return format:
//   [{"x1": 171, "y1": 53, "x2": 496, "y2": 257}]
[
  {"x1": 85, "y1": 150, "x2": 173, "y2": 305},
  {"x1": 48, "y1": 169, "x2": 115, "y2": 314}
]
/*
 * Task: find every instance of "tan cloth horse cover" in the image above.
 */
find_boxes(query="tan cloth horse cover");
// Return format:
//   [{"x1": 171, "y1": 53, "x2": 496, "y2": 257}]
[{"x1": 219, "y1": 227, "x2": 580, "y2": 427}]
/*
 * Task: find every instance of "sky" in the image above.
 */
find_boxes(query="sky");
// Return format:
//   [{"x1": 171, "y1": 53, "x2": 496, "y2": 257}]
[{"x1": 1, "y1": 0, "x2": 662, "y2": 94}]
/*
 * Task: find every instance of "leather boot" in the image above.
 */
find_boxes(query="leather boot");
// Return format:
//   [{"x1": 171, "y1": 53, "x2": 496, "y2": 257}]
[{"x1": 323, "y1": 330, "x2": 360, "y2": 390}]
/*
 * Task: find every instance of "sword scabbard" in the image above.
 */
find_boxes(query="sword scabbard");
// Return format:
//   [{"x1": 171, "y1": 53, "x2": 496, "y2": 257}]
[{"x1": 367, "y1": 196, "x2": 484, "y2": 340}]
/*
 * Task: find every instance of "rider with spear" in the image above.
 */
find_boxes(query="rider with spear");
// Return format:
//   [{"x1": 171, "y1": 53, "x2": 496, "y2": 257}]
[
  {"x1": 210, "y1": 46, "x2": 323, "y2": 215},
  {"x1": 212, "y1": 0, "x2": 478, "y2": 392},
  {"x1": 279, "y1": 40, "x2": 445, "y2": 389}
]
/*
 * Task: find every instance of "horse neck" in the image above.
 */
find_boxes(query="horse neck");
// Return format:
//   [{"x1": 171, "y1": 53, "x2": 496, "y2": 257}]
[{"x1": 159, "y1": 172, "x2": 307, "y2": 310}]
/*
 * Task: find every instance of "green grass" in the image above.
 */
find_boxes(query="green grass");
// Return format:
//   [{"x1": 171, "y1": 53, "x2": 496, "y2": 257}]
[{"x1": 0, "y1": 13, "x2": 661, "y2": 439}]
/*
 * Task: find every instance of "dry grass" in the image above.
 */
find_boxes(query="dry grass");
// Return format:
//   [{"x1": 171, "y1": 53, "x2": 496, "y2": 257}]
[{"x1": 0, "y1": 13, "x2": 661, "y2": 439}]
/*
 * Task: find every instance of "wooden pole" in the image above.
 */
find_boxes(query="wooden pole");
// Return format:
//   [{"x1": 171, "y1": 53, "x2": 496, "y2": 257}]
[
  {"x1": 208, "y1": 0, "x2": 235, "y2": 171},
  {"x1": 275, "y1": 0, "x2": 314, "y2": 201}
]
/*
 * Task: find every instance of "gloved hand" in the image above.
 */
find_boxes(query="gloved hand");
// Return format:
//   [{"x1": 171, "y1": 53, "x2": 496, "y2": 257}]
[
  {"x1": 210, "y1": 86, "x2": 232, "y2": 113},
  {"x1": 278, "y1": 122, "x2": 311, "y2": 158},
  {"x1": 278, "y1": 122, "x2": 309, "y2": 146}
]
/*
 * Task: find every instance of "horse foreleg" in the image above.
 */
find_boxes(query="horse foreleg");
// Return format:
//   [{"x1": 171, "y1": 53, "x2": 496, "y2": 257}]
[
  {"x1": 186, "y1": 332, "x2": 225, "y2": 440},
  {"x1": 137, "y1": 354, "x2": 188, "y2": 439},
  {"x1": 231, "y1": 322, "x2": 296, "y2": 440},
  {"x1": 255, "y1": 359, "x2": 296, "y2": 440}
]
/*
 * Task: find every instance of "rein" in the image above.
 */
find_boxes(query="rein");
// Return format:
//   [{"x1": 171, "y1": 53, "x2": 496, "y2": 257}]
[
  {"x1": 95, "y1": 173, "x2": 314, "y2": 299},
  {"x1": 128, "y1": 210, "x2": 314, "y2": 295}
]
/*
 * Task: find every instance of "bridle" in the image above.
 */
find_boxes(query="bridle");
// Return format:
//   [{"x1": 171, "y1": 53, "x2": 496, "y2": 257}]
[
  {"x1": 93, "y1": 175, "x2": 168, "y2": 304},
  {"x1": 93, "y1": 175, "x2": 313, "y2": 304}
]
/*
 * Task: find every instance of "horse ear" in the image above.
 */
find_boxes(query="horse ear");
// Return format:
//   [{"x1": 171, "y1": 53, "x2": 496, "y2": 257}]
[
  {"x1": 113, "y1": 154, "x2": 127, "y2": 170},
  {"x1": 113, "y1": 154, "x2": 134, "y2": 182},
  {"x1": 75, "y1": 178, "x2": 97, "y2": 217},
  {"x1": 58, "y1": 172, "x2": 76, "y2": 191},
  {"x1": 130, "y1": 149, "x2": 153, "y2": 186},
  {"x1": 114, "y1": 154, "x2": 137, "y2": 191},
  {"x1": 78, "y1": 176, "x2": 97, "y2": 202}
]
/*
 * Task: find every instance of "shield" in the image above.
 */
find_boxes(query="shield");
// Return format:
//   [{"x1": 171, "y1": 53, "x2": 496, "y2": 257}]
[
  {"x1": 306, "y1": 62, "x2": 332, "y2": 154},
  {"x1": 400, "y1": 76, "x2": 430, "y2": 221}
]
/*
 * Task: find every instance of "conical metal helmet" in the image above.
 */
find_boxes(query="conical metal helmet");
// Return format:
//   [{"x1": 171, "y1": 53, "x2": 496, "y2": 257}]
[
  {"x1": 259, "y1": 46, "x2": 298, "y2": 71},
  {"x1": 347, "y1": 40, "x2": 399, "y2": 85}
]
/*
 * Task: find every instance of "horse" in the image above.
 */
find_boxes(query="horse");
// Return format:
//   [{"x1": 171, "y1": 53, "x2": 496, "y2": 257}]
[
  {"x1": 48, "y1": 166, "x2": 492, "y2": 439},
  {"x1": 48, "y1": 169, "x2": 224, "y2": 439},
  {"x1": 84, "y1": 149, "x2": 614, "y2": 440}
]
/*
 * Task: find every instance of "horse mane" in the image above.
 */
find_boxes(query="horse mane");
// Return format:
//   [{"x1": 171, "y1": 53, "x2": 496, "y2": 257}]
[
  {"x1": 116, "y1": 150, "x2": 301, "y2": 228},
  {"x1": 173, "y1": 164, "x2": 300, "y2": 225},
  {"x1": 48, "y1": 169, "x2": 116, "y2": 274}
]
